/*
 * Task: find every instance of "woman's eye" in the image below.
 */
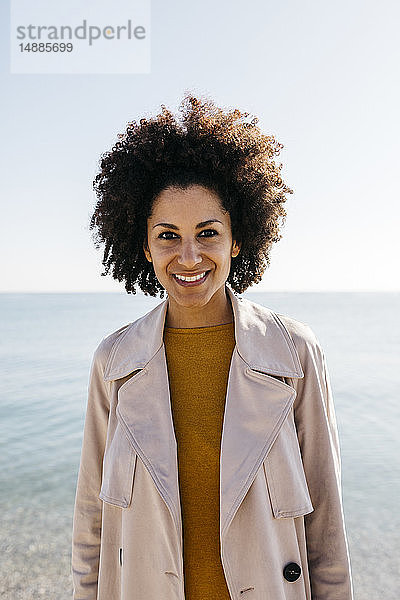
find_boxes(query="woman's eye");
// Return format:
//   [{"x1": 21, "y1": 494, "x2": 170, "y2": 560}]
[
  {"x1": 199, "y1": 229, "x2": 218, "y2": 237},
  {"x1": 158, "y1": 229, "x2": 218, "y2": 240},
  {"x1": 158, "y1": 231, "x2": 177, "y2": 240}
]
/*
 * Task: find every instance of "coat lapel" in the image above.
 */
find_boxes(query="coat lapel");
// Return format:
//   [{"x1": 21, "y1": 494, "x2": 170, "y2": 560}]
[
  {"x1": 114, "y1": 344, "x2": 182, "y2": 540},
  {"x1": 103, "y1": 285, "x2": 304, "y2": 545}
]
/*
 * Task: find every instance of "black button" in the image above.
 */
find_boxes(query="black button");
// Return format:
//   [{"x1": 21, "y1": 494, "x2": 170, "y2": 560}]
[{"x1": 283, "y1": 562, "x2": 301, "y2": 582}]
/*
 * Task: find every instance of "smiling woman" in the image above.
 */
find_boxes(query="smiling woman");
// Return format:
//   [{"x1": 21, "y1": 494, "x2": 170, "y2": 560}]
[
  {"x1": 88, "y1": 93, "x2": 292, "y2": 299},
  {"x1": 72, "y1": 92, "x2": 354, "y2": 600}
]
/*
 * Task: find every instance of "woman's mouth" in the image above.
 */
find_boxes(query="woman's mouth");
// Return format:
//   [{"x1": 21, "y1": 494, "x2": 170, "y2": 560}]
[{"x1": 172, "y1": 270, "x2": 211, "y2": 287}]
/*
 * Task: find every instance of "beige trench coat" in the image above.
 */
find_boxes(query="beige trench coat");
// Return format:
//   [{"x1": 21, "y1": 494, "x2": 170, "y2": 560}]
[{"x1": 71, "y1": 285, "x2": 354, "y2": 600}]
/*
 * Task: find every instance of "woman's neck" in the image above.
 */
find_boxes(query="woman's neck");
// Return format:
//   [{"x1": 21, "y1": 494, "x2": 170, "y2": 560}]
[{"x1": 165, "y1": 289, "x2": 234, "y2": 329}]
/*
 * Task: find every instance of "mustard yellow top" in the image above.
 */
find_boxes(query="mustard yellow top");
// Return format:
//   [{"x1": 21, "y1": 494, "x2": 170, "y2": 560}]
[{"x1": 163, "y1": 321, "x2": 236, "y2": 600}]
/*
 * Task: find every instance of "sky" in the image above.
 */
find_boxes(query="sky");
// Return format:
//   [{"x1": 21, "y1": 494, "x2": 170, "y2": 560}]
[{"x1": 1, "y1": 0, "x2": 399, "y2": 292}]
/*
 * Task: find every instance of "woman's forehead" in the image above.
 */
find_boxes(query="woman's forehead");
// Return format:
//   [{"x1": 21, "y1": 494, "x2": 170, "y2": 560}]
[{"x1": 150, "y1": 185, "x2": 229, "y2": 221}]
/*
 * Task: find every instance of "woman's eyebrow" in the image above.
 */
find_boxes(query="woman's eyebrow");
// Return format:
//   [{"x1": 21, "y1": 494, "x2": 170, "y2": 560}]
[{"x1": 152, "y1": 219, "x2": 222, "y2": 230}]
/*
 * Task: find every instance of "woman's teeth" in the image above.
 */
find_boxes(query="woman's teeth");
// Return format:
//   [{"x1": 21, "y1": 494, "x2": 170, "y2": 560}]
[{"x1": 174, "y1": 271, "x2": 207, "y2": 282}]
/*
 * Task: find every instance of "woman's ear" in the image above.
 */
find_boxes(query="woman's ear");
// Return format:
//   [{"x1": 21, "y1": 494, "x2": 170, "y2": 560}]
[
  {"x1": 232, "y1": 240, "x2": 241, "y2": 258},
  {"x1": 143, "y1": 239, "x2": 152, "y2": 262}
]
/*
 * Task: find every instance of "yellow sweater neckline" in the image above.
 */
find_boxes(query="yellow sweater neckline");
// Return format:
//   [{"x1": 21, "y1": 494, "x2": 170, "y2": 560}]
[{"x1": 164, "y1": 322, "x2": 234, "y2": 333}]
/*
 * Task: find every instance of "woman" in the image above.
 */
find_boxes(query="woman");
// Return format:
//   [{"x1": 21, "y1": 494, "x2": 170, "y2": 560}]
[{"x1": 71, "y1": 94, "x2": 354, "y2": 600}]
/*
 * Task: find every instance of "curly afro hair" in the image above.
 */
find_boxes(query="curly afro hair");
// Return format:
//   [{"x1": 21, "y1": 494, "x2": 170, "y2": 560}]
[{"x1": 89, "y1": 91, "x2": 293, "y2": 298}]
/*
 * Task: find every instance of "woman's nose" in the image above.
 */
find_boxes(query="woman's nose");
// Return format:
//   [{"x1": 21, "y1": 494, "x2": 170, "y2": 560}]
[{"x1": 176, "y1": 239, "x2": 202, "y2": 267}]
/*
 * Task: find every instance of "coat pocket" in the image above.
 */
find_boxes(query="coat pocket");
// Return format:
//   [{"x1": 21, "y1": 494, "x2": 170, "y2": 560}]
[
  {"x1": 99, "y1": 421, "x2": 137, "y2": 509},
  {"x1": 263, "y1": 409, "x2": 314, "y2": 519}
]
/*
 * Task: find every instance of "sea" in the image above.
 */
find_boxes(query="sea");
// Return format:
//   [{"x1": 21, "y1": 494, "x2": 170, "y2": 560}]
[{"x1": 0, "y1": 291, "x2": 399, "y2": 599}]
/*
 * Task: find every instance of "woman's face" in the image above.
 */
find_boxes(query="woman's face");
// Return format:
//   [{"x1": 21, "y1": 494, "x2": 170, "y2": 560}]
[{"x1": 143, "y1": 184, "x2": 241, "y2": 314}]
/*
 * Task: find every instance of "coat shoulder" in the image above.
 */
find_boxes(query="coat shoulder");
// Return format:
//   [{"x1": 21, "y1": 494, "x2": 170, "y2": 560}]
[
  {"x1": 274, "y1": 311, "x2": 317, "y2": 344},
  {"x1": 92, "y1": 322, "x2": 133, "y2": 372},
  {"x1": 239, "y1": 294, "x2": 325, "y2": 372},
  {"x1": 273, "y1": 311, "x2": 323, "y2": 364},
  {"x1": 239, "y1": 295, "x2": 319, "y2": 349}
]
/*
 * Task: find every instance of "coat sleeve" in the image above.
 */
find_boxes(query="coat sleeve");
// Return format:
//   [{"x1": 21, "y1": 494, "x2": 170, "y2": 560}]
[
  {"x1": 293, "y1": 331, "x2": 354, "y2": 600},
  {"x1": 71, "y1": 339, "x2": 110, "y2": 600}
]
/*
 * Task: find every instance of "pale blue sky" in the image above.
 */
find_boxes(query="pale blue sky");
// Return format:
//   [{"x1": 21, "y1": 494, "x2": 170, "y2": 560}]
[{"x1": 1, "y1": 0, "x2": 399, "y2": 292}]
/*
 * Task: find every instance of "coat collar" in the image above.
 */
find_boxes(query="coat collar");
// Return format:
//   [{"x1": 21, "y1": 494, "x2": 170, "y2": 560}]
[{"x1": 103, "y1": 285, "x2": 304, "y2": 382}]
